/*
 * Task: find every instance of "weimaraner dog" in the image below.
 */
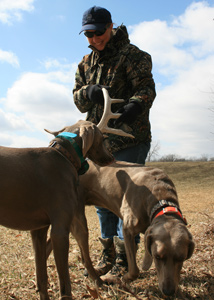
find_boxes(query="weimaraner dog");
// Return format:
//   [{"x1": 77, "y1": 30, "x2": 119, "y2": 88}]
[
  {"x1": 77, "y1": 160, "x2": 195, "y2": 296},
  {"x1": 0, "y1": 120, "x2": 116, "y2": 300}
]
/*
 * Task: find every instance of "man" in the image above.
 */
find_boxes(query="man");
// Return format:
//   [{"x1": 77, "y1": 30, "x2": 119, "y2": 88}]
[{"x1": 73, "y1": 6, "x2": 156, "y2": 280}]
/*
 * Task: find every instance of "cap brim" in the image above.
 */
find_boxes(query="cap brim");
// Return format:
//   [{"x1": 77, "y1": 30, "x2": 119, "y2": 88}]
[{"x1": 79, "y1": 23, "x2": 106, "y2": 34}]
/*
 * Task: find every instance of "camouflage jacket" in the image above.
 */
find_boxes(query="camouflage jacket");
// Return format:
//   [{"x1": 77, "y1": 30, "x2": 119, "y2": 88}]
[{"x1": 73, "y1": 25, "x2": 156, "y2": 153}]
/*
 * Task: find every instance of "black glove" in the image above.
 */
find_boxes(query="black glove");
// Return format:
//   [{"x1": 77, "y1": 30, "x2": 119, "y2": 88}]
[
  {"x1": 114, "y1": 102, "x2": 142, "y2": 125},
  {"x1": 86, "y1": 84, "x2": 110, "y2": 104}
]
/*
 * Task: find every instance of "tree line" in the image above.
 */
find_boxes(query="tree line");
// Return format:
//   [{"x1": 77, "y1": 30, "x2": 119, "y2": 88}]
[{"x1": 147, "y1": 141, "x2": 214, "y2": 162}]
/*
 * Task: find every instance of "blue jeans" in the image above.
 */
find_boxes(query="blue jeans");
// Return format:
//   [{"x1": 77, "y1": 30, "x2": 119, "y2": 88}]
[{"x1": 96, "y1": 142, "x2": 150, "y2": 244}]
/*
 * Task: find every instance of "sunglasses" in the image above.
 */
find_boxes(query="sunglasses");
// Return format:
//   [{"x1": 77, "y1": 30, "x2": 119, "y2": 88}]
[{"x1": 84, "y1": 28, "x2": 107, "y2": 38}]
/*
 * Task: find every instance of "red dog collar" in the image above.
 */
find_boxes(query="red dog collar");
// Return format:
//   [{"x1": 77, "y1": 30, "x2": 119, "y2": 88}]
[{"x1": 154, "y1": 206, "x2": 187, "y2": 225}]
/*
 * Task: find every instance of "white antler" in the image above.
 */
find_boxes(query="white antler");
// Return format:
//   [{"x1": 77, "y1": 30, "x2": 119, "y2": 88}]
[{"x1": 97, "y1": 88, "x2": 134, "y2": 138}]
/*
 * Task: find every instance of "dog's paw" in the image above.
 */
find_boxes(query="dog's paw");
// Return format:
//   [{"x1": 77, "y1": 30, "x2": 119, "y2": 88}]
[
  {"x1": 122, "y1": 272, "x2": 138, "y2": 282},
  {"x1": 95, "y1": 277, "x2": 103, "y2": 287},
  {"x1": 100, "y1": 274, "x2": 121, "y2": 285}
]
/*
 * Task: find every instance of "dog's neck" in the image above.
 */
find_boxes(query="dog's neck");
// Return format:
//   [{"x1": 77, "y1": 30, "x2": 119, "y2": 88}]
[
  {"x1": 49, "y1": 133, "x2": 89, "y2": 175},
  {"x1": 150, "y1": 200, "x2": 187, "y2": 225}
]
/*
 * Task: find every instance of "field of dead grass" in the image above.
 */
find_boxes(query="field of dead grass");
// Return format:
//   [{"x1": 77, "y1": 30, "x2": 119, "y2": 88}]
[{"x1": 0, "y1": 161, "x2": 213, "y2": 299}]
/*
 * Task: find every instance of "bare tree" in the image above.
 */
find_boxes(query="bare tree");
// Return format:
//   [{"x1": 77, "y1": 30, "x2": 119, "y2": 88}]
[
  {"x1": 198, "y1": 154, "x2": 209, "y2": 161},
  {"x1": 211, "y1": 102, "x2": 214, "y2": 136},
  {"x1": 147, "y1": 140, "x2": 160, "y2": 162},
  {"x1": 209, "y1": 87, "x2": 214, "y2": 136}
]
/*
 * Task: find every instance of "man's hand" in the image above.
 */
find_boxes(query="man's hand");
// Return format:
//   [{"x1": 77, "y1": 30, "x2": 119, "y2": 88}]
[
  {"x1": 114, "y1": 102, "x2": 142, "y2": 125},
  {"x1": 86, "y1": 84, "x2": 110, "y2": 104}
]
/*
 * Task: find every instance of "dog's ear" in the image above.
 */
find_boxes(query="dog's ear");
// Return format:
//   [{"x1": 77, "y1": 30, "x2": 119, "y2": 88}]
[
  {"x1": 44, "y1": 127, "x2": 66, "y2": 137},
  {"x1": 142, "y1": 226, "x2": 153, "y2": 271},
  {"x1": 187, "y1": 231, "x2": 195, "y2": 259},
  {"x1": 79, "y1": 125, "x2": 95, "y2": 157}
]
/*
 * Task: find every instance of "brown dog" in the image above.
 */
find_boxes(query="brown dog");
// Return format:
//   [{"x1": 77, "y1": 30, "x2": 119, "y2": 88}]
[
  {"x1": 78, "y1": 160, "x2": 195, "y2": 296},
  {"x1": 0, "y1": 120, "x2": 114, "y2": 300}
]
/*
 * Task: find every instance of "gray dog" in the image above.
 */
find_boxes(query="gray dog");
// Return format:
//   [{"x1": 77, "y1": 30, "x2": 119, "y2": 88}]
[
  {"x1": 78, "y1": 160, "x2": 195, "y2": 296},
  {"x1": 47, "y1": 160, "x2": 195, "y2": 296},
  {"x1": 0, "y1": 120, "x2": 114, "y2": 300}
]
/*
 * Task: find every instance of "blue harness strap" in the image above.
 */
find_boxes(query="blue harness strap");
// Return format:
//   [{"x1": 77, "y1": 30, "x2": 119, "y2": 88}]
[{"x1": 57, "y1": 132, "x2": 77, "y2": 139}]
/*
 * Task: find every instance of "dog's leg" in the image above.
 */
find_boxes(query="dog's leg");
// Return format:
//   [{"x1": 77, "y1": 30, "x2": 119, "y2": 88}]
[
  {"x1": 123, "y1": 229, "x2": 139, "y2": 282},
  {"x1": 46, "y1": 237, "x2": 52, "y2": 259},
  {"x1": 50, "y1": 225, "x2": 72, "y2": 300},
  {"x1": 31, "y1": 227, "x2": 50, "y2": 300},
  {"x1": 71, "y1": 213, "x2": 103, "y2": 286}
]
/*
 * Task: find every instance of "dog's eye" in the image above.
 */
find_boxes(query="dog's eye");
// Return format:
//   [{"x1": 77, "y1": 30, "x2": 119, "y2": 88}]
[{"x1": 155, "y1": 255, "x2": 162, "y2": 260}]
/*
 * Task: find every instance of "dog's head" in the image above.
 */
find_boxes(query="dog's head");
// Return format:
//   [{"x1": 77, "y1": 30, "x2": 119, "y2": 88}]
[
  {"x1": 142, "y1": 216, "x2": 195, "y2": 296},
  {"x1": 45, "y1": 120, "x2": 114, "y2": 167},
  {"x1": 77, "y1": 120, "x2": 115, "y2": 166}
]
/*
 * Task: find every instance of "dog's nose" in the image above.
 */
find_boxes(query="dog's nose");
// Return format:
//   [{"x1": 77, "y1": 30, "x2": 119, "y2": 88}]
[{"x1": 162, "y1": 286, "x2": 175, "y2": 296}]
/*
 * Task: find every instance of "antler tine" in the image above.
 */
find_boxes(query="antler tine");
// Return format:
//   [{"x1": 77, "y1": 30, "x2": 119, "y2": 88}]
[{"x1": 97, "y1": 88, "x2": 134, "y2": 138}]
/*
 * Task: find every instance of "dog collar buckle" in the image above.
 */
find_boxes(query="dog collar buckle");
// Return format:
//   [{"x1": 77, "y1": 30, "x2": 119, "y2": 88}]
[
  {"x1": 154, "y1": 206, "x2": 187, "y2": 225},
  {"x1": 49, "y1": 141, "x2": 57, "y2": 148},
  {"x1": 163, "y1": 206, "x2": 178, "y2": 213},
  {"x1": 156, "y1": 206, "x2": 178, "y2": 218}
]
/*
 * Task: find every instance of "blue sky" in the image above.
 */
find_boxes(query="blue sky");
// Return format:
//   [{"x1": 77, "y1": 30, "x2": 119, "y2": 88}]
[{"x1": 0, "y1": 0, "x2": 214, "y2": 159}]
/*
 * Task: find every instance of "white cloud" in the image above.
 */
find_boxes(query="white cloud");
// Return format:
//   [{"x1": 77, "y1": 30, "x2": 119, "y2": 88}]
[
  {"x1": 1, "y1": 60, "x2": 85, "y2": 147},
  {"x1": 129, "y1": 2, "x2": 214, "y2": 74},
  {"x1": 129, "y1": 1, "x2": 214, "y2": 158},
  {"x1": 0, "y1": 0, "x2": 34, "y2": 24},
  {"x1": 0, "y1": 132, "x2": 46, "y2": 148},
  {"x1": 0, "y1": 108, "x2": 29, "y2": 130},
  {"x1": 172, "y1": 2, "x2": 214, "y2": 57},
  {"x1": 129, "y1": 20, "x2": 194, "y2": 76},
  {"x1": 0, "y1": 49, "x2": 19, "y2": 67}
]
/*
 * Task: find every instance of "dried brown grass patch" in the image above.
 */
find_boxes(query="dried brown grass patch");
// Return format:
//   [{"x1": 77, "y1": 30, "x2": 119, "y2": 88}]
[{"x1": 0, "y1": 161, "x2": 213, "y2": 299}]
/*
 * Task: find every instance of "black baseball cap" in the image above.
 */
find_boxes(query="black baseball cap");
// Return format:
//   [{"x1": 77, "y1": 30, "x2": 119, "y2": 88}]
[{"x1": 79, "y1": 6, "x2": 112, "y2": 34}]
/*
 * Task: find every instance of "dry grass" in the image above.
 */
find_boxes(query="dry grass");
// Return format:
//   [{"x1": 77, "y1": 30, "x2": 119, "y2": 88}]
[{"x1": 0, "y1": 161, "x2": 214, "y2": 299}]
